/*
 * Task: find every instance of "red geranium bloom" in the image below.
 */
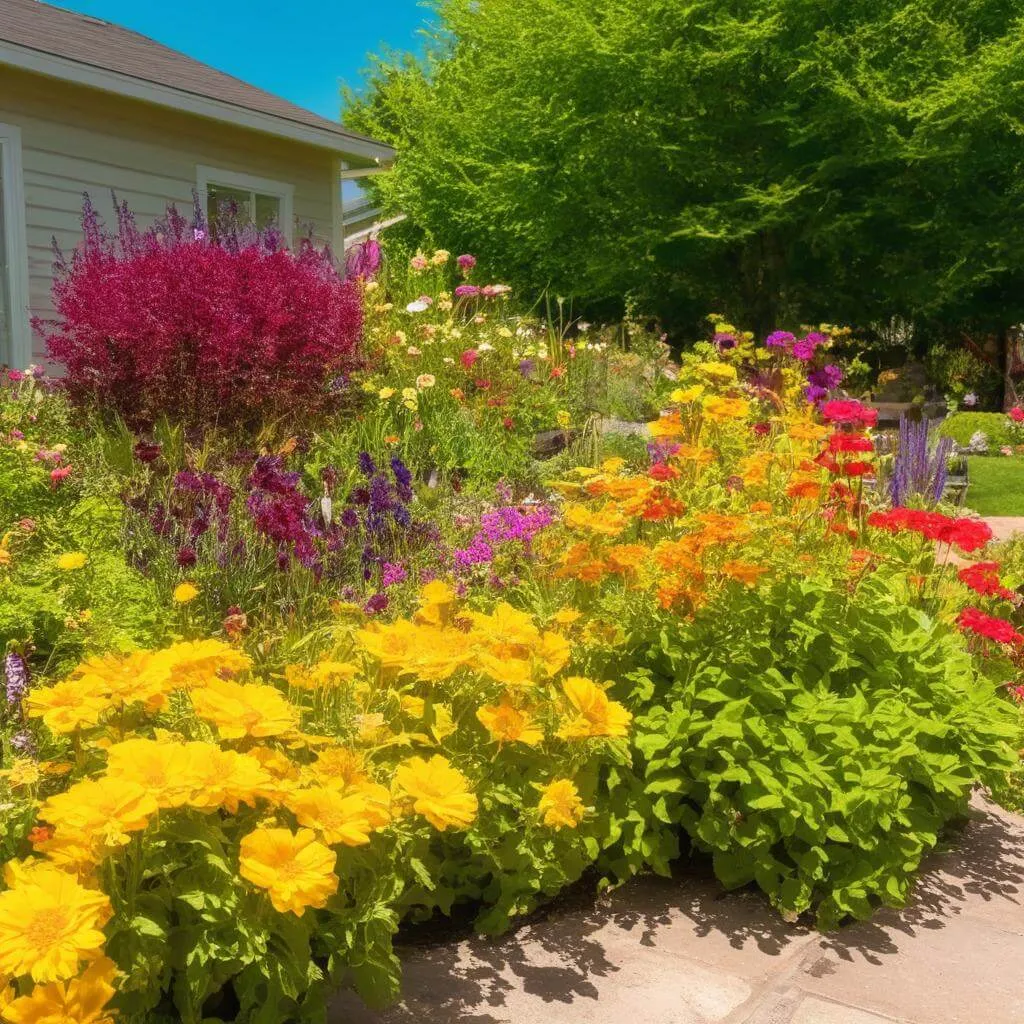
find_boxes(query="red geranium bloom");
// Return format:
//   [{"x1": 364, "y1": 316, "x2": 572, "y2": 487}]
[
  {"x1": 828, "y1": 432, "x2": 874, "y2": 453},
  {"x1": 649, "y1": 463, "x2": 680, "y2": 482},
  {"x1": 461, "y1": 349, "x2": 480, "y2": 369},
  {"x1": 841, "y1": 460, "x2": 874, "y2": 477},
  {"x1": 1009, "y1": 407, "x2": 1024, "y2": 423},
  {"x1": 958, "y1": 562, "x2": 1015, "y2": 600},
  {"x1": 957, "y1": 606, "x2": 1024, "y2": 645},
  {"x1": 820, "y1": 400, "x2": 878, "y2": 428},
  {"x1": 867, "y1": 508, "x2": 992, "y2": 553}
]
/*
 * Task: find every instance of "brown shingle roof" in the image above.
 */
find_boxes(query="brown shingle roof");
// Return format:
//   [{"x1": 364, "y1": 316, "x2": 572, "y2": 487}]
[{"x1": 0, "y1": 0, "x2": 391, "y2": 156}]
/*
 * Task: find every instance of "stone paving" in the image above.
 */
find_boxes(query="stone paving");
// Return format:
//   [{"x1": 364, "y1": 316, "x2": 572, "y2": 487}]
[{"x1": 331, "y1": 794, "x2": 1024, "y2": 1024}]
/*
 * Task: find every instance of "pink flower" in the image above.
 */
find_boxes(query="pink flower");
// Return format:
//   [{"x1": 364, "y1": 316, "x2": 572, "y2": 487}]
[
  {"x1": 1009, "y1": 407, "x2": 1024, "y2": 423},
  {"x1": 7, "y1": 370, "x2": 25, "y2": 382},
  {"x1": 50, "y1": 465, "x2": 72, "y2": 486},
  {"x1": 457, "y1": 254, "x2": 477, "y2": 273},
  {"x1": 460, "y1": 349, "x2": 480, "y2": 369}
]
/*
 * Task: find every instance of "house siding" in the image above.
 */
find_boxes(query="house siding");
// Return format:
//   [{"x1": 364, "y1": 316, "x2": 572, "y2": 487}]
[{"x1": 0, "y1": 65, "x2": 339, "y2": 362}]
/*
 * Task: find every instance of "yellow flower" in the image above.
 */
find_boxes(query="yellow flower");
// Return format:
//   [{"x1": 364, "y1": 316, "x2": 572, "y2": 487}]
[
  {"x1": 556, "y1": 676, "x2": 632, "y2": 740},
  {"x1": 307, "y1": 748, "x2": 369, "y2": 791},
  {"x1": 26, "y1": 681, "x2": 111, "y2": 735},
  {"x1": 467, "y1": 601, "x2": 541, "y2": 659},
  {"x1": 3, "y1": 955, "x2": 118, "y2": 1024},
  {"x1": 378, "y1": 387, "x2": 396, "y2": 400},
  {"x1": 190, "y1": 677, "x2": 298, "y2": 740},
  {"x1": 697, "y1": 361, "x2": 738, "y2": 382},
  {"x1": 538, "y1": 631, "x2": 571, "y2": 676},
  {"x1": 183, "y1": 743, "x2": 277, "y2": 813},
  {"x1": 71, "y1": 651, "x2": 166, "y2": 711},
  {"x1": 2, "y1": 758, "x2": 40, "y2": 788},
  {"x1": 172, "y1": 581, "x2": 200, "y2": 604},
  {"x1": 285, "y1": 787, "x2": 386, "y2": 846},
  {"x1": 432, "y1": 248, "x2": 450, "y2": 265},
  {"x1": 476, "y1": 701, "x2": 543, "y2": 746},
  {"x1": 394, "y1": 755, "x2": 477, "y2": 831},
  {"x1": 146, "y1": 639, "x2": 252, "y2": 689},
  {"x1": 670, "y1": 384, "x2": 705, "y2": 404},
  {"x1": 238, "y1": 827, "x2": 338, "y2": 916},
  {"x1": 702, "y1": 395, "x2": 750, "y2": 423},
  {"x1": 415, "y1": 581, "x2": 458, "y2": 627},
  {"x1": 104, "y1": 738, "x2": 203, "y2": 810},
  {"x1": 56, "y1": 552, "x2": 87, "y2": 571},
  {"x1": 39, "y1": 778, "x2": 158, "y2": 854},
  {"x1": 538, "y1": 779, "x2": 585, "y2": 829},
  {"x1": 556, "y1": 410, "x2": 571, "y2": 429},
  {"x1": 474, "y1": 652, "x2": 533, "y2": 690},
  {"x1": 551, "y1": 606, "x2": 582, "y2": 627},
  {"x1": 0, "y1": 871, "x2": 110, "y2": 981}
]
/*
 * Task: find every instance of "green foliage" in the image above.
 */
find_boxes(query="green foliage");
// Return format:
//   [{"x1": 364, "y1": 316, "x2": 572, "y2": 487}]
[
  {"x1": 938, "y1": 412, "x2": 1012, "y2": 449},
  {"x1": 345, "y1": 0, "x2": 1024, "y2": 334},
  {"x1": 925, "y1": 346, "x2": 1001, "y2": 407},
  {"x1": 628, "y1": 571, "x2": 1017, "y2": 927}
]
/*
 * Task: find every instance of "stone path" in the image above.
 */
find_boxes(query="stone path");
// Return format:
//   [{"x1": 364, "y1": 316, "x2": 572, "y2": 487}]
[
  {"x1": 330, "y1": 795, "x2": 1024, "y2": 1024},
  {"x1": 983, "y1": 517, "x2": 1024, "y2": 544}
]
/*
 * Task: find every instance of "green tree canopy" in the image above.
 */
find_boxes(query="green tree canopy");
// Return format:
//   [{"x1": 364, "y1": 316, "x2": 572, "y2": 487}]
[{"x1": 344, "y1": 0, "x2": 1024, "y2": 337}]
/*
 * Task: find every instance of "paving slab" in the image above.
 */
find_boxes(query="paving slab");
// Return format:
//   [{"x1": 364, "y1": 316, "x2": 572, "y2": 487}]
[{"x1": 329, "y1": 795, "x2": 1024, "y2": 1024}]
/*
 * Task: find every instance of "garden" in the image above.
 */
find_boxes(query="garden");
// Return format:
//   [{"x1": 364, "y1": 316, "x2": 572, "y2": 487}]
[{"x1": 0, "y1": 194, "x2": 1022, "y2": 1024}]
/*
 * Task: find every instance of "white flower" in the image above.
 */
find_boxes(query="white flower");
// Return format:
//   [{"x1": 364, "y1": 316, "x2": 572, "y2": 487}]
[
  {"x1": 407, "y1": 346, "x2": 422, "y2": 356},
  {"x1": 406, "y1": 299, "x2": 430, "y2": 313},
  {"x1": 416, "y1": 374, "x2": 436, "y2": 390},
  {"x1": 477, "y1": 342, "x2": 494, "y2": 353}
]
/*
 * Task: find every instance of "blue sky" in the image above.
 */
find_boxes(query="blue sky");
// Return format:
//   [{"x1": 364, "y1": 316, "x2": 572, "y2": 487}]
[{"x1": 49, "y1": 0, "x2": 430, "y2": 119}]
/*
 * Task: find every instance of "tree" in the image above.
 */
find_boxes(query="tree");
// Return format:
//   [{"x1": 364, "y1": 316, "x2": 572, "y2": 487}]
[{"x1": 344, "y1": 0, "x2": 1024, "y2": 339}]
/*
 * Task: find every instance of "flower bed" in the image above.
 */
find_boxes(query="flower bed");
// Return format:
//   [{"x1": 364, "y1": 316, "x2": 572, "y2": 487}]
[{"x1": 0, "y1": 227, "x2": 1021, "y2": 1024}]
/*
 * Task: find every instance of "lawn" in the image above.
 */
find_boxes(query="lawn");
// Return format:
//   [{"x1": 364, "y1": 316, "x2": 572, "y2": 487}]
[{"x1": 965, "y1": 456, "x2": 1024, "y2": 516}]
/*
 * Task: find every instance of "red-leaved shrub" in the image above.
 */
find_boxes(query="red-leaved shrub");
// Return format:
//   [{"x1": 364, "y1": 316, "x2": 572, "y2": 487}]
[{"x1": 39, "y1": 195, "x2": 363, "y2": 432}]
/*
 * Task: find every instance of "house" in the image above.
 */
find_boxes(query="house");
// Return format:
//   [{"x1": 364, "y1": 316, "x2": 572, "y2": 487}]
[{"x1": 0, "y1": 0, "x2": 394, "y2": 368}]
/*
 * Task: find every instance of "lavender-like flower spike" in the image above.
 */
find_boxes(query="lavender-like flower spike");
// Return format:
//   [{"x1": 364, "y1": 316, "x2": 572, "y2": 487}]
[
  {"x1": 890, "y1": 415, "x2": 950, "y2": 506},
  {"x1": 4, "y1": 652, "x2": 29, "y2": 705}
]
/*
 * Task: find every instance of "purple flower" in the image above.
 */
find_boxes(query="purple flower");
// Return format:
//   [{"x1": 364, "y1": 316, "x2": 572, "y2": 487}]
[
  {"x1": 454, "y1": 284, "x2": 481, "y2": 298},
  {"x1": 518, "y1": 358, "x2": 536, "y2": 377},
  {"x1": 176, "y1": 546, "x2": 197, "y2": 568},
  {"x1": 345, "y1": 239, "x2": 382, "y2": 280},
  {"x1": 4, "y1": 652, "x2": 29, "y2": 705},
  {"x1": 713, "y1": 332, "x2": 737, "y2": 351},
  {"x1": 765, "y1": 330, "x2": 794, "y2": 348},
  {"x1": 133, "y1": 441, "x2": 162, "y2": 464},
  {"x1": 381, "y1": 562, "x2": 408, "y2": 587},
  {"x1": 364, "y1": 593, "x2": 389, "y2": 614},
  {"x1": 457, "y1": 254, "x2": 477, "y2": 273},
  {"x1": 358, "y1": 452, "x2": 377, "y2": 478},
  {"x1": 11, "y1": 730, "x2": 35, "y2": 755},
  {"x1": 792, "y1": 338, "x2": 817, "y2": 361}
]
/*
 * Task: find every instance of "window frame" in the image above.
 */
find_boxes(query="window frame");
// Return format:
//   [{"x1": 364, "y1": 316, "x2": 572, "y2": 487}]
[
  {"x1": 196, "y1": 165, "x2": 295, "y2": 244},
  {"x1": 0, "y1": 122, "x2": 31, "y2": 369}
]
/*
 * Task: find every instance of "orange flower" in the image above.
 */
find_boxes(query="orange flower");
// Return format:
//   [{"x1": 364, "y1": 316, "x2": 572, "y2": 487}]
[
  {"x1": 606, "y1": 544, "x2": 649, "y2": 575},
  {"x1": 647, "y1": 411, "x2": 684, "y2": 438},
  {"x1": 749, "y1": 500, "x2": 773, "y2": 515},
  {"x1": 786, "y1": 480, "x2": 822, "y2": 501},
  {"x1": 720, "y1": 560, "x2": 769, "y2": 586}
]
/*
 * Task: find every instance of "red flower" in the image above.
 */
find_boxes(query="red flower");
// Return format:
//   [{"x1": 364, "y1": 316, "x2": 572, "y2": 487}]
[
  {"x1": 827, "y1": 432, "x2": 874, "y2": 453},
  {"x1": 958, "y1": 606, "x2": 1024, "y2": 645},
  {"x1": 867, "y1": 508, "x2": 992, "y2": 553},
  {"x1": 474, "y1": 379, "x2": 492, "y2": 391},
  {"x1": 50, "y1": 465, "x2": 72, "y2": 486},
  {"x1": 1010, "y1": 407, "x2": 1024, "y2": 423},
  {"x1": 958, "y1": 562, "x2": 1015, "y2": 601},
  {"x1": 841, "y1": 460, "x2": 874, "y2": 478},
  {"x1": 820, "y1": 400, "x2": 878, "y2": 428},
  {"x1": 649, "y1": 463, "x2": 680, "y2": 481},
  {"x1": 550, "y1": 365, "x2": 566, "y2": 379},
  {"x1": 502, "y1": 416, "x2": 515, "y2": 430},
  {"x1": 460, "y1": 349, "x2": 480, "y2": 369}
]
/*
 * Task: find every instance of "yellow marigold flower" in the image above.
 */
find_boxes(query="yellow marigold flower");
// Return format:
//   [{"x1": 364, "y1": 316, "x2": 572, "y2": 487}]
[
  {"x1": 307, "y1": 748, "x2": 368, "y2": 791},
  {"x1": 285, "y1": 787, "x2": 386, "y2": 846},
  {"x1": 181, "y1": 743, "x2": 276, "y2": 814},
  {"x1": 104, "y1": 739, "x2": 203, "y2": 810},
  {"x1": 556, "y1": 676, "x2": 632, "y2": 740},
  {"x1": 172, "y1": 581, "x2": 200, "y2": 604},
  {"x1": 353, "y1": 782, "x2": 394, "y2": 829},
  {"x1": 394, "y1": 755, "x2": 477, "y2": 831},
  {"x1": 190, "y1": 677, "x2": 298, "y2": 740},
  {"x1": 0, "y1": 871, "x2": 110, "y2": 982},
  {"x1": 3, "y1": 954, "x2": 118, "y2": 1024},
  {"x1": 56, "y1": 552, "x2": 87, "y2": 571},
  {"x1": 538, "y1": 779, "x2": 585, "y2": 829},
  {"x1": 476, "y1": 700, "x2": 543, "y2": 746},
  {"x1": 39, "y1": 778, "x2": 158, "y2": 852},
  {"x1": 26, "y1": 681, "x2": 111, "y2": 735},
  {"x1": 702, "y1": 395, "x2": 750, "y2": 423},
  {"x1": 474, "y1": 652, "x2": 533, "y2": 690},
  {"x1": 538, "y1": 630, "x2": 571, "y2": 676},
  {"x1": 286, "y1": 660, "x2": 359, "y2": 691},
  {"x1": 71, "y1": 651, "x2": 166, "y2": 711},
  {"x1": 238, "y1": 827, "x2": 338, "y2": 916},
  {"x1": 147, "y1": 639, "x2": 252, "y2": 689},
  {"x1": 647, "y1": 411, "x2": 685, "y2": 438}
]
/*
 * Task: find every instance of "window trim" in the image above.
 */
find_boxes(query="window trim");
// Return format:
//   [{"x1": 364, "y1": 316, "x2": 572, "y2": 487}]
[
  {"x1": 196, "y1": 165, "x2": 295, "y2": 244},
  {"x1": 0, "y1": 123, "x2": 31, "y2": 369}
]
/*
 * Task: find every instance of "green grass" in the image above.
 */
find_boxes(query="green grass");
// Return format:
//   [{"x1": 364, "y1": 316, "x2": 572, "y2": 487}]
[{"x1": 965, "y1": 457, "x2": 1024, "y2": 516}]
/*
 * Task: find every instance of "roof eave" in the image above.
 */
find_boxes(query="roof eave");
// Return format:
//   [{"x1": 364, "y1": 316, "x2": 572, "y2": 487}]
[{"x1": 0, "y1": 39, "x2": 395, "y2": 164}]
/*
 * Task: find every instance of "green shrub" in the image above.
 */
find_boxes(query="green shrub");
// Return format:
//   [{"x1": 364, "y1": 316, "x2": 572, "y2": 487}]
[
  {"x1": 623, "y1": 569, "x2": 1018, "y2": 927},
  {"x1": 938, "y1": 412, "x2": 1011, "y2": 450}
]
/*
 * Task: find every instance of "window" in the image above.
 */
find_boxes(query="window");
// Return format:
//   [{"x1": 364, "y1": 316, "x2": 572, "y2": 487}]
[
  {"x1": 196, "y1": 166, "x2": 294, "y2": 243},
  {"x1": 0, "y1": 123, "x2": 30, "y2": 369}
]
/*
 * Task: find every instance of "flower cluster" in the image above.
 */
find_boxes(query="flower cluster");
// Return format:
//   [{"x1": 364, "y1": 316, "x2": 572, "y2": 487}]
[{"x1": 867, "y1": 508, "x2": 993, "y2": 553}]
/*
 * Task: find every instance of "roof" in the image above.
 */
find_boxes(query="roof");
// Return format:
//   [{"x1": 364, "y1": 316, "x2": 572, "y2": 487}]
[{"x1": 0, "y1": 0, "x2": 394, "y2": 162}]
